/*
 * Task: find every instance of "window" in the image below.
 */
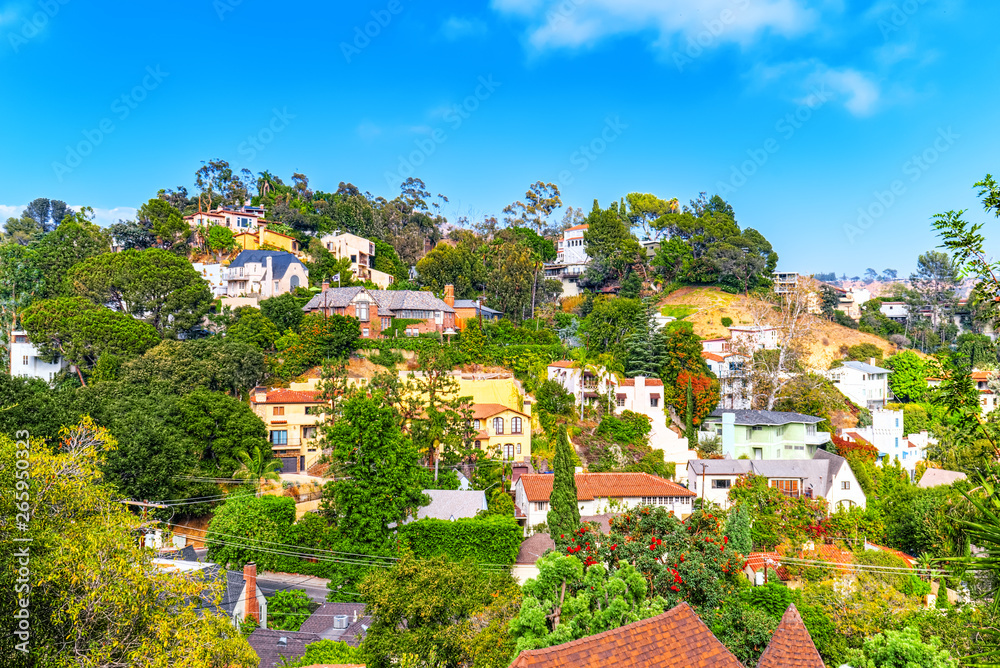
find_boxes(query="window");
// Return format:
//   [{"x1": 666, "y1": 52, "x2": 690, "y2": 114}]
[
  {"x1": 273, "y1": 406, "x2": 285, "y2": 416},
  {"x1": 511, "y1": 417, "x2": 523, "y2": 434},
  {"x1": 503, "y1": 444, "x2": 515, "y2": 460},
  {"x1": 22, "y1": 355, "x2": 28, "y2": 365},
  {"x1": 14, "y1": 335, "x2": 27, "y2": 343},
  {"x1": 711, "y1": 479, "x2": 732, "y2": 489},
  {"x1": 770, "y1": 480, "x2": 800, "y2": 497},
  {"x1": 776, "y1": 426, "x2": 785, "y2": 437},
  {"x1": 270, "y1": 430, "x2": 288, "y2": 445},
  {"x1": 752, "y1": 426, "x2": 763, "y2": 431},
  {"x1": 650, "y1": 397, "x2": 659, "y2": 408},
  {"x1": 534, "y1": 501, "x2": 548, "y2": 511},
  {"x1": 895, "y1": 437, "x2": 899, "y2": 448},
  {"x1": 302, "y1": 426, "x2": 317, "y2": 440},
  {"x1": 473, "y1": 419, "x2": 481, "y2": 430},
  {"x1": 357, "y1": 302, "x2": 369, "y2": 321},
  {"x1": 516, "y1": 443, "x2": 522, "y2": 454},
  {"x1": 381, "y1": 317, "x2": 390, "y2": 330},
  {"x1": 350, "y1": 254, "x2": 357, "y2": 263},
  {"x1": 617, "y1": 396, "x2": 625, "y2": 407},
  {"x1": 305, "y1": 406, "x2": 318, "y2": 415},
  {"x1": 493, "y1": 417, "x2": 504, "y2": 434},
  {"x1": 895, "y1": 418, "x2": 900, "y2": 428},
  {"x1": 841, "y1": 481, "x2": 851, "y2": 490}
]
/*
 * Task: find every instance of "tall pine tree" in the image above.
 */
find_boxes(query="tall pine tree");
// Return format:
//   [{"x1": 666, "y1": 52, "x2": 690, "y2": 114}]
[
  {"x1": 625, "y1": 306, "x2": 667, "y2": 378},
  {"x1": 685, "y1": 377, "x2": 696, "y2": 443},
  {"x1": 547, "y1": 426, "x2": 580, "y2": 542}
]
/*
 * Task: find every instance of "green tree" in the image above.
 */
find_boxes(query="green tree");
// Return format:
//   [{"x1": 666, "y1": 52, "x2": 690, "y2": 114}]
[
  {"x1": 67, "y1": 248, "x2": 213, "y2": 337},
  {"x1": 32, "y1": 208, "x2": 110, "y2": 298},
  {"x1": 205, "y1": 224, "x2": 237, "y2": 260},
  {"x1": 416, "y1": 238, "x2": 486, "y2": 299},
  {"x1": 260, "y1": 292, "x2": 305, "y2": 333},
  {"x1": 288, "y1": 640, "x2": 364, "y2": 667},
  {"x1": 581, "y1": 199, "x2": 643, "y2": 289},
  {"x1": 139, "y1": 197, "x2": 189, "y2": 250},
  {"x1": 709, "y1": 602, "x2": 778, "y2": 667},
  {"x1": 266, "y1": 590, "x2": 314, "y2": 631},
  {"x1": 120, "y1": 338, "x2": 266, "y2": 396},
  {"x1": 581, "y1": 295, "x2": 644, "y2": 359},
  {"x1": 227, "y1": 308, "x2": 280, "y2": 351},
  {"x1": 547, "y1": 427, "x2": 581, "y2": 543},
  {"x1": 885, "y1": 351, "x2": 928, "y2": 402},
  {"x1": 724, "y1": 502, "x2": 753, "y2": 555},
  {"x1": 361, "y1": 554, "x2": 521, "y2": 668},
  {"x1": 845, "y1": 626, "x2": 958, "y2": 668},
  {"x1": 206, "y1": 493, "x2": 298, "y2": 571},
  {"x1": 108, "y1": 218, "x2": 156, "y2": 251},
  {"x1": 233, "y1": 445, "x2": 282, "y2": 491},
  {"x1": 535, "y1": 379, "x2": 575, "y2": 416}
]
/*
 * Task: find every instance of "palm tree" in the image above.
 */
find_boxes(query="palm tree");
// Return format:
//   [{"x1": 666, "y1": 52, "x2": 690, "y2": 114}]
[
  {"x1": 234, "y1": 446, "x2": 282, "y2": 492},
  {"x1": 915, "y1": 553, "x2": 935, "y2": 581}
]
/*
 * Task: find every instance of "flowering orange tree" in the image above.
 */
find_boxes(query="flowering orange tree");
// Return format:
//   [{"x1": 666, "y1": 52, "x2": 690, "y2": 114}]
[{"x1": 673, "y1": 371, "x2": 720, "y2": 427}]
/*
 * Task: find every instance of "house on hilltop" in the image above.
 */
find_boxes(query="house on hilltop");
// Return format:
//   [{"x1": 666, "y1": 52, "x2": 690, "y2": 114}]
[
  {"x1": 700, "y1": 409, "x2": 830, "y2": 460},
  {"x1": 827, "y1": 360, "x2": 890, "y2": 409},
  {"x1": 224, "y1": 250, "x2": 309, "y2": 303},
  {"x1": 319, "y1": 231, "x2": 395, "y2": 288},
  {"x1": 301, "y1": 284, "x2": 456, "y2": 339}
]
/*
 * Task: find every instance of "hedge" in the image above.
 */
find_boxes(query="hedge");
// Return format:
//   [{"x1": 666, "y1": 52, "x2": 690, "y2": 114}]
[{"x1": 398, "y1": 515, "x2": 523, "y2": 566}]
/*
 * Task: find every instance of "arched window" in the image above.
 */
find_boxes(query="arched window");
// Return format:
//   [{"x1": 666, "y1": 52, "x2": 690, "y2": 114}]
[
  {"x1": 289, "y1": 275, "x2": 300, "y2": 289},
  {"x1": 493, "y1": 417, "x2": 504, "y2": 435},
  {"x1": 511, "y1": 417, "x2": 522, "y2": 434}
]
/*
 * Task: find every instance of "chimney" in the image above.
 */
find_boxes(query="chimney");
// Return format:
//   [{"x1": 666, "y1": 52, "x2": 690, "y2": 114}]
[
  {"x1": 253, "y1": 386, "x2": 268, "y2": 404},
  {"x1": 444, "y1": 284, "x2": 455, "y2": 308},
  {"x1": 322, "y1": 279, "x2": 330, "y2": 292},
  {"x1": 244, "y1": 563, "x2": 260, "y2": 623},
  {"x1": 265, "y1": 255, "x2": 274, "y2": 298},
  {"x1": 636, "y1": 376, "x2": 646, "y2": 389}
]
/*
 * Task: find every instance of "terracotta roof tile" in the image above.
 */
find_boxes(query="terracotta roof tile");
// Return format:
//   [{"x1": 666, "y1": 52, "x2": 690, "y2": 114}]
[
  {"x1": 509, "y1": 603, "x2": 742, "y2": 668},
  {"x1": 756, "y1": 605, "x2": 824, "y2": 668},
  {"x1": 255, "y1": 389, "x2": 323, "y2": 404},
  {"x1": 564, "y1": 224, "x2": 589, "y2": 232},
  {"x1": 701, "y1": 352, "x2": 727, "y2": 362},
  {"x1": 470, "y1": 403, "x2": 527, "y2": 419},
  {"x1": 548, "y1": 360, "x2": 575, "y2": 368},
  {"x1": 745, "y1": 552, "x2": 790, "y2": 581},
  {"x1": 518, "y1": 473, "x2": 694, "y2": 503},
  {"x1": 617, "y1": 378, "x2": 664, "y2": 387}
]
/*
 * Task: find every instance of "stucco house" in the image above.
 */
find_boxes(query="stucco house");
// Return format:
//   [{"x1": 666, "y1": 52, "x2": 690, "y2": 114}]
[
  {"x1": 454, "y1": 299, "x2": 502, "y2": 329},
  {"x1": 700, "y1": 409, "x2": 831, "y2": 460},
  {"x1": 234, "y1": 224, "x2": 303, "y2": 256},
  {"x1": 543, "y1": 224, "x2": 589, "y2": 298},
  {"x1": 514, "y1": 472, "x2": 695, "y2": 532},
  {"x1": 250, "y1": 387, "x2": 324, "y2": 473},
  {"x1": 224, "y1": 250, "x2": 309, "y2": 300},
  {"x1": 185, "y1": 206, "x2": 266, "y2": 233},
  {"x1": 9, "y1": 329, "x2": 67, "y2": 382},
  {"x1": 471, "y1": 403, "x2": 531, "y2": 463},
  {"x1": 301, "y1": 284, "x2": 456, "y2": 338},
  {"x1": 687, "y1": 449, "x2": 866, "y2": 511},
  {"x1": 827, "y1": 360, "x2": 890, "y2": 409},
  {"x1": 319, "y1": 231, "x2": 395, "y2": 288}
]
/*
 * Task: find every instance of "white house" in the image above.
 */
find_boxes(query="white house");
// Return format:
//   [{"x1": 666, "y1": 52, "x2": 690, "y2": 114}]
[
  {"x1": 841, "y1": 409, "x2": 929, "y2": 475},
  {"x1": 728, "y1": 325, "x2": 780, "y2": 351},
  {"x1": 701, "y1": 338, "x2": 730, "y2": 354},
  {"x1": 514, "y1": 472, "x2": 696, "y2": 532},
  {"x1": 879, "y1": 301, "x2": 909, "y2": 322},
  {"x1": 319, "y1": 231, "x2": 395, "y2": 289},
  {"x1": 700, "y1": 409, "x2": 831, "y2": 460},
  {"x1": 972, "y1": 371, "x2": 998, "y2": 416},
  {"x1": 702, "y1": 351, "x2": 750, "y2": 410},
  {"x1": 223, "y1": 250, "x2": 309, "y2": 302},
  {"x1": 9, "y1": 330, "x2": 67, "y2": 382},
  {"x1": 546, "y1": 362, "x2": 694, "y2": 477},
  {"x1": 192, "y1": 262, "x2": 228, "y2": 299},
  {"x1": 185, "y1": 206, "x2": 265, "y2": 233},
  {"x1": 827, "y1": 360, "x2": 890, "y2": 409},
  {"x1": 543, "y1": 224, "x2": 590, "y2": 298},
  {"x1": 687, "y1": 450, "x2": 866, "y2": 511}
]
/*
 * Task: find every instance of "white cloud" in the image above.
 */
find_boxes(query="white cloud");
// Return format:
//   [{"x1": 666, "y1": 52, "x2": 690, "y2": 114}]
[
  {"x1": 0, "y1": 205, "x2": 25, "y2": 220},
  {"x1": 440, "y1": 16, "x2": 489, "y2": 40},
  {"x1": 71, "y1": 205, "x2": 137, "y2": 228},
  {"x1": 356, "y1": 121, "x2": 383, "y2": 141},
  {"x1": 803, "y1": 65, "x2": 880, "y2": 116},
  {"x1": 491, "y1": 0, "x2": 819, "y2": 51},
  {"x1": 752, "y1": 59, "x2": 881, "y2": 116}
]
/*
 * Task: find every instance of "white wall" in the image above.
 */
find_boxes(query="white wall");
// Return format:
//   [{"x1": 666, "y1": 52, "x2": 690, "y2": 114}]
[{"x1": 9, "y1": 332, "x2": 66, "y2": 382}]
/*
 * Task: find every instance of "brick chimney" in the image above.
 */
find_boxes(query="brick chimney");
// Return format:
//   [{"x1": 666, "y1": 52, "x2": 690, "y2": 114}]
[
  {"x1": 322, "y1": 279, "x2": 330, "y2": 292},
  {"x1": 444, "y1": 284, "x2": 455, "y2": 308},
  {"x1": 244, "y1": 563, "x2": 259, "y2": 623}
]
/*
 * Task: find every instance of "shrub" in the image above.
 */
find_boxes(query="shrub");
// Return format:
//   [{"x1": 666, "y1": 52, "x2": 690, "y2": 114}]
[
  {"x1": 721, "y1": 317, "x2": 733, "y2": 327},
  {"x1": 267, "y1": 589, "x2": 314, "y2": 631},
  {"x1": 535, "y1": 379, "x2": 575, "y2": 415},
  {"x1": 398, "y1": 515, "x2": 523, "y2": 566}
]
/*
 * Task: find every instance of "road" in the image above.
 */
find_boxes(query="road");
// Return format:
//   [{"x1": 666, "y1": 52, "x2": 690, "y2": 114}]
[{"x1": 257, "y1": 571, "x2": 331, "y2": 603}]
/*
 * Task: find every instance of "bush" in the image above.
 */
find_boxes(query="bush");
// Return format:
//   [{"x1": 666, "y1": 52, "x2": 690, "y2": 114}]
[
  {"x1": 847, "y1": 343, "x2": 883, "y2": 362},
  {"x1": 721, "y1": 317, "x2": 733, "y2": 327},
  {"x1": 287, "y1": 640, "x2": 364, "y2": 667},
  {"x1": 267, "y1": 589, "x2": 314, "y2": 631},
  {"x1": 595, "y1": 411, "x2": 652, "y2": 446},
  {"x1": 535, "y1": 379, "x2": 575, "y2": 415},
  {"x1": 398, "y1": 515, "x2": 523, "y2": 566}
]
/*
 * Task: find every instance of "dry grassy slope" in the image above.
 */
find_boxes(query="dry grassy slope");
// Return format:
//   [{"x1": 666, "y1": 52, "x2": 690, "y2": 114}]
[{"x1": 658, "y1": 286, "x2": 896, "y2": 370}]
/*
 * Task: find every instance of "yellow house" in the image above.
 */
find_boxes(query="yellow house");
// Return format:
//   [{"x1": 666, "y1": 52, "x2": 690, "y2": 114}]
[
  {"x1": 470, "y1": 403, "x2": 531, "y2": 463},
  {"x1": 235, "y1": 225, "x2": 302, "y2": 256},
  {"x1": 250, "y1": 387, "x2": 324, "y2": 473}
]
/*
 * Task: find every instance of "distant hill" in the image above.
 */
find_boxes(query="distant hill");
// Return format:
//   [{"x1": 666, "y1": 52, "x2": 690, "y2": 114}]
[{"x1": 657, "y1": 286, "x2": 896, "y2": 370}]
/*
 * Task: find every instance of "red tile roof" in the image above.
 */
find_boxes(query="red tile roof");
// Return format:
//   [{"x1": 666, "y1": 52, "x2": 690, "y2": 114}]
[
  {"x1": 618, "y1": 378, "x2": 664, "y2": 387},
  {"x1": 701, "y1": 352, "x2": 727, "y2": 362},
  {"x1": 548, "y1": 360, "x2": 576, "y2": 368},
  {"x1": 756, "y1": 605, "x2": 824, "y2": 668},
  {"x1": 509, "y1": 603, "x2": 742, "y2": 668},
  {"x1": 745, "y1": 552, "x2": 789, "y2": 581},
  {"x1": 518, "y1": 473, "x2": 694, "y2": 502},
  {"x1": 470, "y1": 403, "x2": 527, "y2": 419},
  {"x1": 255, "y1": 389, "x2": 323, "y2": 404},
  {"x1": 564, "y1": 224, "x2": 589, "y2": 232}
]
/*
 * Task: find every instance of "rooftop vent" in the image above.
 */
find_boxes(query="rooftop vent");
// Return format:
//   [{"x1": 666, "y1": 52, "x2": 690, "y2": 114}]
[
  {"x1": 333, "y1": 614, "x2": 349, "y2": 630},
  {"x1": 277, "y1": 637, "x2": 287, "y2": 647}
]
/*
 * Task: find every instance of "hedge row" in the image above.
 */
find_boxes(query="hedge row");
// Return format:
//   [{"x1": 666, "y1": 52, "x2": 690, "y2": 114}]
[{"x1": 398, "y1": 515, "x2": 523, "y2": 566}]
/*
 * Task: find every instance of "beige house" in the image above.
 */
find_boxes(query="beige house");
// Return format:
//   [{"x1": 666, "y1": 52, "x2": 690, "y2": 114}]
[
  {"x1": 319, "y1": 232, "x2": 395, "y2": 288},
  {"x1": 470, "y1": 403, "x2": 531, "y2": 463},
  {"x1": 185, "y1": 207, "x2": 265, "y2": 233},
  {"x1": 224, "y1": 250, "x2": 309, "y2": 302},
  {"x1": 250, "y1": 387, "x2": 324, "y2": 473}
]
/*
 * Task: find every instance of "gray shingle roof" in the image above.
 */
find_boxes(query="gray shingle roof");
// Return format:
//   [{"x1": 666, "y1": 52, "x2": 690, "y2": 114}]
[
  {"x1": 412, "y1": 489, "x2": 488, "y2": 522},
  {"x1": 707, "y1": 409, "x2": 824, "y2": 425},
  {"x1": 454, "y1": 299, "x2": 503, "y2": 316},
  {"x1": 688, "y1": 449, "x2": 850, "y2": 498},
  {"x1": 302, "y1": 287, "x2": 455, "y2": 314},
  {"x1": 516, "y1": 532, "x2": 556, "y2": 564},
  {"x1": 840, "y1": 360, "x2": 891, "y2": 374},
  {"x1": 229, "y1": 250, "x2": 306, "y2": 281},
  {"x1": 297, "y1": 602, "x2": 371, "y2": 646},
  {"x1": 248, "y1": 628, "x2": 321, "y2": 668}
]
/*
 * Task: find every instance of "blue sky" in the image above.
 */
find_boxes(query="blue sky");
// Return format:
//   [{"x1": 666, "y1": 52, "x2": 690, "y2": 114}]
[{"x1": 0, "y1": 0, "x2": 995, "y2": 276}]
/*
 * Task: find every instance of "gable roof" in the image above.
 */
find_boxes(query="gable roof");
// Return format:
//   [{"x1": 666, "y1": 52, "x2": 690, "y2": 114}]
[
  {"x1": 248, "y1": 628, "x2": 322, "y2": 668},
  {"x1": 548, "y1": 360, "x2": 576, "y2": 369},
  {"x1": 516, "y1": 532, "x2": 556, "y2": 564},
  {"x1": 453, "y1": 299, "x2": 503, "y2": 315},
  {"x1": 706, "y1": 409, "x2": 823, "y2": 426},
  {"x1": 470, "y1": 403, "x2": 527, "y2": 419},
  {"x1": 756, "y1": 605, "x2": 824, "y2": 668},
  {"x1": 508, "y1": 602, "x2": 742, "y2": 668},
  {"x1": 413, "y1": 489, "x2": 488, "y2": 521},
  {"x1": 917, "y1": 468, "x2": 968, "y2": 488},
  {"x1": 689, "y1": 450, "x2": 852, "y2": 499},
  {"x1": 229, "y1": 250, "x2": 306, "y2": 280},
  {"x1": 564, "y1": 224, "x2": 589, "y2": 232},
  {"x1": 302, "y1": 287, "x2": 455, "y2": 314},
  {"x1": 297, "y1": 602, "x2": 371, "y2": 646},
  {"x1": 518, "y1": 473, "x2": 694, "y2": 503},
  {"x1": 839, "y1": 360, "x2": 891, "y2": 374}
]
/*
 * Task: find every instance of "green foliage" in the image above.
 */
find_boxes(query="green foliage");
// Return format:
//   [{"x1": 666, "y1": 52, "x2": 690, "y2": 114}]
[
  {"x1": 267, "y1": 589, "x2": 314, "y2": 631},
  {"x1": 845, "y1": 626, "x2": 958, "y2": 668},
  {"x1": 535, "y1": 379, "x2": 575, "y2": 415},
  {"x1": 581, "y1": 295, "x2": 645, "y2": 358},
  {"x1": 32, "y1": 209, "x2": 111, "y2": 299},
  {"x1": 259, "y1": 292, "x2": 306, "y2": 333},
  {"x1": 721, "y1": 316, "x2": 733, "y2": 327},
  {"x1": 399, "y1": 515, "x2": 523, "y2": 566},
  {"x1": 727, "y1": 474, "x2": 829, "y2": 551},
  {"x1": 227, "y1": 307, "x2": 280, "y2": 351},
  {"x1": 580, "y1": 199, "x2": 644, "y2": 290},
  {"x1": 275, "y1": 313, "x2": 361, "y2": 378},
  {"x1": 361, "y1": 554, "x2": 521, "y2": 668},
  {"x1": 773, "y1": 373, "x2": 851, "y2": 433},
  {"x1": 885, "y1": 350, "x2": 928, "y2": 402},
  {"x1": 724, "y1": 503, "x2": 753, "y2": 555},
  {"x1": 709, "y1": 602, "x2": 778, "y2": 667},
  {"x1": 547, "y1": 427, "x2": 581, "y2": 544},
  {"x1": 288, "y1": 640, "x2": 364, "y2": 667},
  {"x1": 488, "y1": 487, "x2": 516, "y2": 517},
  {"x1": 120, "y1": 338, "x2": 266, "y2": 396},
  {"x1": 846, "y1": 342, "x2": 884, "y2": 362},
  {"x1": 594, "y1": 411, "x2": 652, "y2": 446},
  {"x1": 416, "y1": 239, "x2": 486, "y2": 299},
  {"x1": 207, "y1": 494, "x2": 298, "y2": 570}
]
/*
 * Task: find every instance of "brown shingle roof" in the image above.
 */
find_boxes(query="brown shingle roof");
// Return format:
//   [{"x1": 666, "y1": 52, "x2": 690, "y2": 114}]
[
  {"x1": 756, "y1": 605, "x2": 824, "y2": 668},
  {"x1": 518, "y1": 473, "x2": 694, "y2": 503},
  {"x1": 508, "y1": 603, "x2": 742, "y2": 668}
]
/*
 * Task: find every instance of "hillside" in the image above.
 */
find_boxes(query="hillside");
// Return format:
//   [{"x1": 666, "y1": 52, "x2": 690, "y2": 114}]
[{"x1": 657, "y1": 286, "x2": 897, "y2": 370}]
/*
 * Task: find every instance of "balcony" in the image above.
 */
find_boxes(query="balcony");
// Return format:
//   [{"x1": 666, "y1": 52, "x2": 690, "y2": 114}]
[{"x1": 804, "y1": 431, "x2": 832, "y2": 446}]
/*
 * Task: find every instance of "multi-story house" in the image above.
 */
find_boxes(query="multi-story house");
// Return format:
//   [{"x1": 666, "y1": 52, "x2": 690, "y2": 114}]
[
  {"x1": 687, "y1": 450, "x2": 866, "y2": 511},
  {"x1": 250, "y1": 387, "x2": 324, "y2": 474},
  {"x1": 301, "y1": 284, "x2": 456, "y2": 339},
  {"x1": 702, "y1": 351, "x2": 750, "y2": 410},
  {"x1": 543, "y1": 224, "x2": 589, "y2": 297},
  {"x1": 191, "y1": 262, "x2": 228, "y2": 298},
  {"x1": 826, "y1": 360, "x2": 890, "y2": 409},
  {"x1": 234, "y1": 224, "x2": 303, "y2": 256},
  {"x1": 470, "y1": 403, "x2": 531, "y2": 463},
  {"x1": 185, "y1": 206, "x2": 266, "y2": 233},
  {"x1": 773, "y1": 271, "x2": 799, "y2": 295},
  {"x1": 728, "y1": 325, "x2": 780, "y2": 351},
  {"x1": 9, "y1": 330, "x2": 67, "y2": 382},
  {"x1": 879, "y1": 301, "x2": 909, "y2": 322},
  {"x1": 319, "y1": 232, "x2": 395, "y2": 289},
  {"x1": 700, "y1": 409, "x2": 831, "y2": 460},
  {"x1": 840, "y1": 408, "x2": 929, "y2": 475},
  {"x1": 514, "y1": 472, "x2": 696, "y2": 531},
  {"x1": 224, "y1": 251, "x2": 309, "y2": 301},
  {"x1": 454, "y1": 299, "x2": 502, "y2": 330}
]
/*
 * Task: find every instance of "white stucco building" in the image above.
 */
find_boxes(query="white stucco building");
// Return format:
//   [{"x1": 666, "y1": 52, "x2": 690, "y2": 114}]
[
  {"x1": 543, "y1": 225, "x2": 590, "y2": 298},
  {"x1": 687, "y1": 450, "x2": 866, "y2": 511},
  {"x1": 192, "y1": 262, "x2": 228, "y2": 299},
  {"x1": 841, "y1": 408, "x2": 929, "y2": 475},
  {"x1": 728, "y1": 325, "x2": 780, "y2": 351},
  {"x1": 223, "y1": 250, "x2": 309, "y2": 302},
  {"x1": 9, "y1": 330, "x2": 67, "y2": 382},
  {"x1": 319, "y1": 231, "x2": 395, "y2": 289},
  {"x1": 827, "y1": 360, "x2": 890, "y2": 409}
]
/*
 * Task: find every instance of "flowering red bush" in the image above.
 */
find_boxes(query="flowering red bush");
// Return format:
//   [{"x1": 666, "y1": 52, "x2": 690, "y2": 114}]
[
  {"x1": 831, "y1": 434, "x2": 879, "y2": 461},
  {"x1": 673, "y1": 371, "x2": 720, "y2": 427}
]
